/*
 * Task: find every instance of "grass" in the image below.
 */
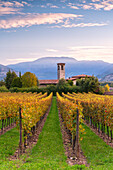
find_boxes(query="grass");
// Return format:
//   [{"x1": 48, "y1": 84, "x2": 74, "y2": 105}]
[
  {"x1": 80, "y1": 123, "x2": 113, "y2": 169},
  {"x1": 0, "y1": 127, "x2": 19, "y2": 163}
]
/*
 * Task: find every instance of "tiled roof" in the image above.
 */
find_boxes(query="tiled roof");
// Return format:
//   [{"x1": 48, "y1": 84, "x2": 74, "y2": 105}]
[
  {"x1": 66, "y1": 77, "x2": 77, "y2": 81},
  {"x1": 39, "y1": 79, "x2": 59, "y2": 85},
  {"x1": 71, "y1": 74, "x2": 92, "y2": 78},
  {"x1": 57, "y1": 63, "x2": 65, "y2": 65}
]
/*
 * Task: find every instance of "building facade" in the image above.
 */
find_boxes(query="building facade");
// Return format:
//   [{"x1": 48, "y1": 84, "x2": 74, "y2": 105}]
[{"x1": 57, "y1": 63, "x2": 65, "y2": 80}]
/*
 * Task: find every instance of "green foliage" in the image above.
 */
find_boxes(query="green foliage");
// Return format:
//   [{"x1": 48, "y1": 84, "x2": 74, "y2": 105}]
[
  {"x1": 46, "y1": 85, "x2": 56, "y2": 96},
  {"x1": 0, "y1": 85, "x2": 9, "y2": 92},
  {"x1": 11, "y1": 77, "x2": 22, "y2": 88},
  {"x1": 68, "y1": 79, "x2": 73, "y2": 86},
  {"x1": 5, "y1": 70, "x2": 17, "y2": 89},
  {"x1": 76, "y1": 76, "x2": 100, "y2": 94},
  {"x1": 0, "y1": 80, "x2": 5, "y2": 86},
  {"x1": 100, "y1": 81, "x2": 113, "y2": 87},
  {"x1": 98, "y1": 86, "x2": 105, "y2": 94},
  {"x1": 57, "y1": 78, "x2": 66, "y2": 87},
  {"x1": 22, "y1": 72, "x2": 38, "y2": 87},
  {"x1": 10, "y1": 84, "x2": 81, "y2": 95}
]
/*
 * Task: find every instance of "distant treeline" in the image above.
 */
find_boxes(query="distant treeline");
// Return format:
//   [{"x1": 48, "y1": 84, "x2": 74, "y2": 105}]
[{"x1": 0, "y1": 70, "x2": 109, "y2": 95}]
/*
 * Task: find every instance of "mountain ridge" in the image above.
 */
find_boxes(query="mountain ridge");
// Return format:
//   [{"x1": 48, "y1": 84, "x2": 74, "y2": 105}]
[
  {"x1": 0, "y1": 64, "x2": 15, "y2": 80},
  {"x1": 6, "y1": 57, "x2": 113, "y2": 81}
]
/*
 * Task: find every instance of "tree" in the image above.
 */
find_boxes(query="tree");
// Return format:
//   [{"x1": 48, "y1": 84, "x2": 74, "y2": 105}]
[
  {"x1": 5, "y1": 70, "x2": 17, "y2": 89},
  {"x1": 57, "y1": 78, "x2": 70, "y2": 95},
  {"x1": 104, "y1": 84, "x2": 110, "y2": 92},
  {"x1": 22, "y1": 72, "x2": 38, "y2": 87},
  {"x1": 68, "y1": 80, "x2": 73, "y2": 86},
  {"x1": 76, "y1": 76, "x2": 100, "y2": 93},
  {"x1": 0, "y1": 80, "x2": 5, "y2": 87},
  {"x1": 57, "y1": 78, "x2": 66, "y2": 87},
  {"x1": 11, "y1": 77, "x2": 22, "y2": 88}
]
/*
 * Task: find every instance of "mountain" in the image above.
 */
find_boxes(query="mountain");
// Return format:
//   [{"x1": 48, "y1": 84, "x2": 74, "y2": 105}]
[
  {"x1": 7, "y1": 57, "x2": 113, "y2": 80},
  {"x1": 100, "y1": 73, "x2": 113, "y2": 82},
  {"x1": 97, "y1": 64, "x2": 113, "y2": 81},
  {"x1": 0, "y1": 64, "x2": 12, "y2": 80},
  {"x1": 0, "y1": 64, "x2": 19, "y2": 81}
]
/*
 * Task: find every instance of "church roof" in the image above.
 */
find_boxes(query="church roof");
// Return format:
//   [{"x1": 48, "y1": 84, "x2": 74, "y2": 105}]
[
  {"x1": 71, "y1": 74, "x2": 92, "y2": 78},
  {"x1": 39, "y1": 79, "x2": 59, "y2": 85}
]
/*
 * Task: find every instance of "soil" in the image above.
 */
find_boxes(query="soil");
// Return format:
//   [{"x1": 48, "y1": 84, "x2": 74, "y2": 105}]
[
  {"x1": 84, "y1": 121, "x2": 113, "y2": 148},
  {"x1": 58, "y1": 112, "x2": 88, "y2": 167}
]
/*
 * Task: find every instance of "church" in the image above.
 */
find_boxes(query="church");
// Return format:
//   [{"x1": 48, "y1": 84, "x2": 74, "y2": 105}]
[{"x1": 39, "y1": 63, "x2": 92, "y2": 86}]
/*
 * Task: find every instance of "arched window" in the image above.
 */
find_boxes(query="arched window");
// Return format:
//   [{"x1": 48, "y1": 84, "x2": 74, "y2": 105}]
[
  {"x1": 61, "y1": 65, "x2": 63, "y2": 70},
  {"x1": 58, "y1": 65, "x2": 60, "y2": 70}
]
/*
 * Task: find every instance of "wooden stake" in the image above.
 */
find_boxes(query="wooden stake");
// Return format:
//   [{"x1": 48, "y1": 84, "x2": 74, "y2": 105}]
[
  {"x1": 75, "y1": 108, "x2": 79, "y2": 159},
  {"x1": 19, "y1": 107, "x2": 23, "y2": 154}
]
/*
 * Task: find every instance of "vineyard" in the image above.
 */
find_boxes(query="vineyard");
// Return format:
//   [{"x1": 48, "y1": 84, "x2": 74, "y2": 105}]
[
  {"x1": 62, "y1": 92, "x2": 113, "y2": 142},
  {"x1": 0, "y1": 92, "x2": 52, "y2": 153},
  {"x1": 0, "y1": 92, "x2": 113, "y2": 169}
]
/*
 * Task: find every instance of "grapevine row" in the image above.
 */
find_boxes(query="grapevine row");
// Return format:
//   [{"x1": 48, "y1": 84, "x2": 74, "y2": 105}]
[
  {"x1": 0, "y1": 92, "x2": 53, "y2": 153},
  {"x1": 62, "y1": 92, "x2": 113, "y2": 142},
  {"x1": 56, "y1": 92, "x2": 85, "y2": 151}
]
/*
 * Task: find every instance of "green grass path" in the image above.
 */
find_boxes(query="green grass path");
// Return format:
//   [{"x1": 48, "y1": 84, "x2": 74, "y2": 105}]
[
  {"x1": 0, "y1": 127, "x2": 19, "y2": 163},
  {"x1": 80, "y1": 124, "x2": 113, "y2": 170}
]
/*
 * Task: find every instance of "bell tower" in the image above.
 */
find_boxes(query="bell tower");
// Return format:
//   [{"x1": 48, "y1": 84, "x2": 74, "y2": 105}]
[{"x1": 57, "y1": 63, "x2": 65, "y2": 80}]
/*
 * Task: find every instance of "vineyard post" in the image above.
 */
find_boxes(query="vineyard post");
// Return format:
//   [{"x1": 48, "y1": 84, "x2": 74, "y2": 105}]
[
  {"x1": 75, "y1": 108, "x2": 79, "y2": 159},
  {"x1": 1, "y1": 119, "x2": 4, "y2": 133},
  {"x1": 19, "y1": 107, "x2": 23, "y2": 154}
]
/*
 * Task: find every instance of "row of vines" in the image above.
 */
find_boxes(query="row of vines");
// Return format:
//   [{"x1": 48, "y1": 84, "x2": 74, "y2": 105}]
[
  {"x1": 62, "y1": 92, "x2": 113, "y2": 142},
  {"x1": 0, "y1": 92, "x2": 53, "y2": 153},
  {"x1": 56, "y1": 92, "x2": 85, "y2": 157}
]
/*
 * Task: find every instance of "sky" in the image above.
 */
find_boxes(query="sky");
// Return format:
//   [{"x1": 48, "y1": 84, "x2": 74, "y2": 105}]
[{"x1": 0, "y1": 0, "x2": 113, "y2": 65}]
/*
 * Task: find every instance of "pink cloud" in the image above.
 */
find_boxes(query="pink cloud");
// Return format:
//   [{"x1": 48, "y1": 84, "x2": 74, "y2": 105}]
[
  {"x1": 0, "y1": 13, "x2": 83, "y2": 29},
  {"x1": 83, "y1": 5, "x2": 92, "y2": 9},
  {"x1": 52, "y1": 22, "x2": 108, "y2": 28},
  {"x1": 70, "y1": 6, "x2": 79, "y2": 9},
  {"x1": 0, "y1": 7, "x2": 20, "y2": 16},
  {"x1": 0, "y1": 1, "x2": 30, "y2": 15}
]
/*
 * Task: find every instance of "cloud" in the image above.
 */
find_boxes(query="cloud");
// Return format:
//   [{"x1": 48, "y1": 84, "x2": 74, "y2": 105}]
[
  {"x1": 68, "y1": 46, "x2": 113, "y2": 63},
  {"x1": 82, "y1": 5, "x2": 92, "y2": 10},
  {"x1": 69, "y1": 46, "x2": 107, "y2": 50},
  {"x1": 50, "y1": 5, "x2": 59, "y2": 8},
  {"x1": 66, "y1": 0, "x2": 113, "y2": 11},
  {"x1": 46, "y1": 49, "x2": 58, "y2": 52},
  {"x1": 52, "y1": 22, "x2": 108, "y2": 28},
  {"x1": 90, "y1": 0, "x2": 113, "y2": 11},
  {"x1": 0, "y1": 13, "x2": 83, "y2": 29},
  {"x1": 7, "y1": 57, "x2": 38, "y2": 63},
  {"x1": 0, "y1": 7, "x2": 20, "y2": 16},
  {"x1": 70, "y1": 6, "x2": 79, "y2": 10},
  {"x1": 0, "y1": 1, "x2": 30, "y2": 15},
  {"x1": 40, "y1": 3, "x2": 59, "y2": 9}
]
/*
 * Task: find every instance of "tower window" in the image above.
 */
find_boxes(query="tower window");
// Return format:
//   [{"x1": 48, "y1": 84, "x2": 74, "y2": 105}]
[
  {"x1": 58, "y1": 65, "x2": 60, "y2": 70},
  {"x1": 61, "y1": 65, "x2": 63, "y2": 70}
]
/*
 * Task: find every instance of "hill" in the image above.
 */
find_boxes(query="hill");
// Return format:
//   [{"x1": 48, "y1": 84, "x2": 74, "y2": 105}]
[
  {"x1": 100, "y1": 73, "x2": 113, "y2": 82},
  {"x1": 97, "y1": 64, "x2": 113, "y2": 81},
  {"x1": 7, "y1": 57, "x2": 112, "y2": 80},
  {"x1": 0, "y1": 64, "x2": 14, "y2": 80}
]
